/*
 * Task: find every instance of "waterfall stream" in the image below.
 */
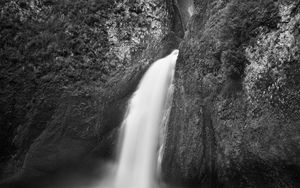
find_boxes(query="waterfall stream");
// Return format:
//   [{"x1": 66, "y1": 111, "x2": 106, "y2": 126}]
[{"x1": 114, "y1": 50, "x2": 179, "y2": 188}]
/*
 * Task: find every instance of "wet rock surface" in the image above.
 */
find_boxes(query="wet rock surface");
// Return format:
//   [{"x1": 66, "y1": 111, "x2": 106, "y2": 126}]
[
  {"x1": 162, "y1": 0, "x2": 300, "y2": 187},
  {"x1": 1, "y1": 0, "x2": 299, "y2": 188},
  {"x1": 0, "y1": 0, "x2": 179, "y2": 183}
]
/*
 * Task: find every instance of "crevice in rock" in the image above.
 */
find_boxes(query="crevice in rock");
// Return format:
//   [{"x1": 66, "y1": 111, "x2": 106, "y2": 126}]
[
  {"x1": 201, "y1": 97, "x2": 218, "y2": 187},
  {"x1": 166, "y1": 0, "x2": 195, "y2": 38}
]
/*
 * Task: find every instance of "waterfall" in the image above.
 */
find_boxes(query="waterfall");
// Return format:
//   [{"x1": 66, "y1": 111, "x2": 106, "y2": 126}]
[{"x1": 114, "y1": 49, "x2": 179, "y2": 188}]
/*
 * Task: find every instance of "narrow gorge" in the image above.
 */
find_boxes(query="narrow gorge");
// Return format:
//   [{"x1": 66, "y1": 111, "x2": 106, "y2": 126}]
[{"x1": 0, "y1": 0, "x2": 299, "y2": 188}]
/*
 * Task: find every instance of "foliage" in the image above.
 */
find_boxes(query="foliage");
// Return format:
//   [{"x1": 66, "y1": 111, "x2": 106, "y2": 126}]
[
  {"x1": 0, "y1": 0, "x2": 169, "y2": 173},
  {"x1": 0, "y1": 0, "x2": 114, "y2": 167},
  {"x1": 105, "y1": 0, "x2": 168, "y2": 65},
  {"x1": 245, "y1": 2, "x2": 300, "y2": 120},
  {"x1": 220, "y1": 0, "x2": 280, "y2": 81},
  {"x1": 198, "y1": 0, "x2": 280, "y2": 84},
  {"x1": 221, "y1": 49, "x2": 247, "y2": 80}
]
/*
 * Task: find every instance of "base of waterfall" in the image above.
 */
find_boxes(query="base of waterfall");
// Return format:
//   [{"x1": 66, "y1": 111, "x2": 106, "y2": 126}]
[{"x1": 88, "y1": 164, "x2": 180, "y2": 188}]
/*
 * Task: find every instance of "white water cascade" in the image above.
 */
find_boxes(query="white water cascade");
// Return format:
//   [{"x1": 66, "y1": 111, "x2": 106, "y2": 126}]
[{"x1": 114, "y1": 50, "x2": 179, "y2": 188}]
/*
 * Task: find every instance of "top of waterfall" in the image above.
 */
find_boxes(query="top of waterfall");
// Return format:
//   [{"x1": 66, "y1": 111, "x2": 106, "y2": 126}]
[
  {"x1": 171, "y1": 49, "x2": 179, "y2": 56},
  {"x1": 168, "y1": 49, "x2": 179, "y2": 63}
]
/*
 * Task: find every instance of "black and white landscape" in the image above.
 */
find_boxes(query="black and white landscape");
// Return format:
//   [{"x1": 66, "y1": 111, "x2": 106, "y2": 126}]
[{"x1": 0, "y1": 0, "x2": 300, "y2": 188}]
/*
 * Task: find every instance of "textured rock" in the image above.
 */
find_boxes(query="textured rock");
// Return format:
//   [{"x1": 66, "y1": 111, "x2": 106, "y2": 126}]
[
  {"x1": 1, "y1": 0, "x2": 299, "y2": 188},
  {"x1": 162, "y1": 0, "x2": 300, "y2": 187},
  {"x1": 0, "y1": 0, "x2": 180, "y2": 183}
]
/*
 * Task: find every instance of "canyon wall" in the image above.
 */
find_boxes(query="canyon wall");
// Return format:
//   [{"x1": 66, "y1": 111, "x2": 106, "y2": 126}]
[
  {"x1": 162, "y1": 0, "x2": 300, "y2": 187},
  {"x1": 1, "y1": 0, "x2": 299, "y2": 188}
]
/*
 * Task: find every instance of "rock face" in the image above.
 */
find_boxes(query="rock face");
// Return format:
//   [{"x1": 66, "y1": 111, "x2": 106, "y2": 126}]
[
  {"x1": 0, "y1": 0, "x2": 182, "y2": 184},
  {"x1": 162, "y1": 0, "x2": 300, "y2": 187},
  {"x1": 1, "y1": 0, "x2": 299, "y2": 188}
]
